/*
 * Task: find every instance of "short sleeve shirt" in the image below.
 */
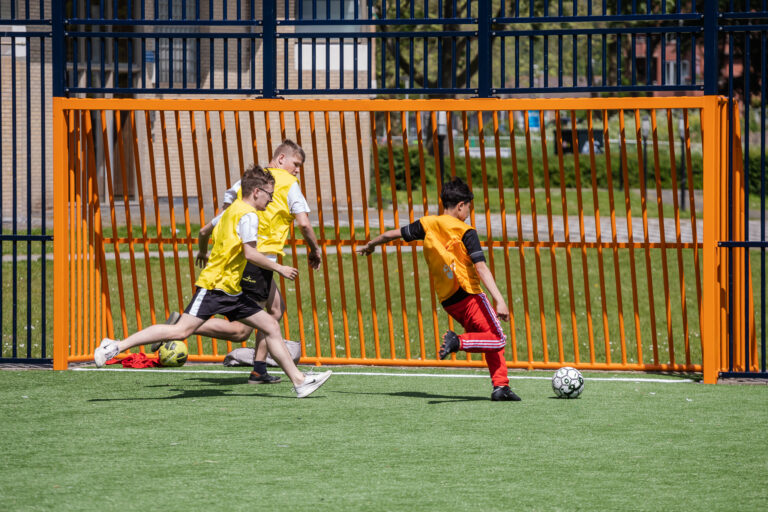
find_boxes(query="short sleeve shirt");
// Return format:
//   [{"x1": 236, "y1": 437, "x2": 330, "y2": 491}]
[
  {"x1": 223, "y1": 180, "x2": 241, "y2": 206},
  {"x1": 236, "y1": 213, "x2": 259, "y2": 245},
  {"x1": 215, "y1": 180, "x2": 310, "y2": 228}
]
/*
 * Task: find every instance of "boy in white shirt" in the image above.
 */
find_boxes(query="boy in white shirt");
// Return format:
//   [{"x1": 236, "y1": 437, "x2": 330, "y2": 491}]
[{"x1": 157, "y1": 141, "x2": 321, "y2": 384}]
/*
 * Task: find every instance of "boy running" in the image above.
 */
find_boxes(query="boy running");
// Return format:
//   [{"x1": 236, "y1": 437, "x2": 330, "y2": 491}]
[
  {"x1": 95, "y1": 165, "x2": 331, "y2": 398},
  {"x1": 356, "y1": 177, "x2": 520, "y2": 401},
  {"x1": 155, "y1": 140, "x2": 321, "y2": 385}
]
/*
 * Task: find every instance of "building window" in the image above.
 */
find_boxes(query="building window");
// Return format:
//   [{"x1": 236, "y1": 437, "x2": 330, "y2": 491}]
[
  {"x1": 665, "y1": 60, "x2": 690, "y2": 85},
  {"x1": 296, "y1": 0, "x2": 358, "y2": 33},
  {"x1": 156, "y1": 0, "x2": 197, "y2": 86},
  {"x1": 0, "y1": 25, "x2": 27, "y2": 57},
  {"x1": 294, "y1": 1, "x2": 364, "y2": 72}
]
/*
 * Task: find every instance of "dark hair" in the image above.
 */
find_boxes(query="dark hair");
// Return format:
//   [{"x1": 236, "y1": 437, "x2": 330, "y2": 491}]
[
  {"x1": 273, "y1": 139, "x2": 305, "y2": 163},
  {"x1": 240, "y1": 164, "x2": 274, "y2": 197},
  {"x1": 440, "y1": 177, "x2": 473, "y2": 209}
]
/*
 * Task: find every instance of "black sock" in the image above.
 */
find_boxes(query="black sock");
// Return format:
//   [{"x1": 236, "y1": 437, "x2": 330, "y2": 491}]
[{"x1": 253, "y1": 361, "x2": 267, "y2": 375}]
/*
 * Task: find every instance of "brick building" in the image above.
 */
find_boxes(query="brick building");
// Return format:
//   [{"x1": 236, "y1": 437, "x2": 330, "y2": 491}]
[{"x1": 0, "y1": 0, "x2": 374, "y2": 228}]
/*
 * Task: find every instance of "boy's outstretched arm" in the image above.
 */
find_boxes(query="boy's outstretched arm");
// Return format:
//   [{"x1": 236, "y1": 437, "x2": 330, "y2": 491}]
[
  {"x1": 242, "y1": 241, "x2": 299, "y2": 281},
  {"x1": 294, "y1": 212, "x2": 322, "y2": 269},
  {"x1": 356, "y1": 228, "x2": 403, "y2": 256},
  {"x1": 195, "y1": 221, "x2": 215, "y2": 268},
  {"x1": 473, "y1": 261, "x2": 510, "y2": 322}
]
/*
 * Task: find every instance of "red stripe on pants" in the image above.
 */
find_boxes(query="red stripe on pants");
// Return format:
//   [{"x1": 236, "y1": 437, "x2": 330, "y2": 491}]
[{"x1": 443, "y1": 293, "x2": 509, "y2": 387}]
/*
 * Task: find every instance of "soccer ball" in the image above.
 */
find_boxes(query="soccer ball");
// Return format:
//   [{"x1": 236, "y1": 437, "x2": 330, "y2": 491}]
[
  {"x1": 552, "y1": 366, "x2": 584, "y2": 398},
  {"x1": 158, "y1": 340, "x2": 188, "y2": 367}
]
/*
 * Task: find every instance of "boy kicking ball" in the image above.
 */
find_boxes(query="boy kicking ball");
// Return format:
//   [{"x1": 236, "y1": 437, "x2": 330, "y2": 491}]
[
  {"x1": 94, "y1": 165, "x2": 331, "y2": 398},
  {"x1": 357, "y1": 177, "x2": 520, "y2": 402}
]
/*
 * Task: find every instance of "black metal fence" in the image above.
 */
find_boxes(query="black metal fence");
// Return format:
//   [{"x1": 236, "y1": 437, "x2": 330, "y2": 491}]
[
  {"x1": 57, "y1": 1, "x2": 716, "y2": 97},
  {"x1": 1, "y1": 0, "x2": 766, "y2": 377}
]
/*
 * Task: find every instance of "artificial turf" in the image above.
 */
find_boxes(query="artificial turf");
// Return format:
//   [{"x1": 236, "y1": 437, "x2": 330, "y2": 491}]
[{"x1": 0, "y1": 366, "x2": 765, "y2": 511}]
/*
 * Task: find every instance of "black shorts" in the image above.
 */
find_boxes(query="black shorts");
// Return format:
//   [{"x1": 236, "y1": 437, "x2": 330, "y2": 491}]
[
  {"x1": 240, "y1": 262, "x2": 274, "y2": 303},
  {"x1": 184, "y1": 287, "x2": 262, "y2": 322}
]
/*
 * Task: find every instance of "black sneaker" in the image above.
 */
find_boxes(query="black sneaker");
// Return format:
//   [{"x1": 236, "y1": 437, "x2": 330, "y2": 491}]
[
  {"x1": 150, "y1": 311, "x2": 182, "y2": 352},
  {"x1": 439, "y1": 330, "x2": 460, "y2": 360},
  {"x1": 491, "y1": 385, "x2": 522, "y2": 402},
  {"x1": 248, "y1": 371, "x2": 282, "y2": 385}
]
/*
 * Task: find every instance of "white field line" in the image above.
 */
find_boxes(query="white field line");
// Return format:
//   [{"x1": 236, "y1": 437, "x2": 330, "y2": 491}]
[{"x1": 72, "y1": 367, "x2": 695, "y2": 383}]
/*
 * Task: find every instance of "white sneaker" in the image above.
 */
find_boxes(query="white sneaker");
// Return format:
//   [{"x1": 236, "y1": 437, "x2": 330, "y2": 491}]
[
  {"x1": 94, "y1": 338, "x2": 119, "y2": 368},
  {"x1": 293, "y1": 370, "x2": 332, "y2": 398}
]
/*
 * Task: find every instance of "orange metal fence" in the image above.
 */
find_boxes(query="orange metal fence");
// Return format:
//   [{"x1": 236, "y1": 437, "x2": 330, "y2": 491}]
[{"x1": 52, "y1": 97, "x2": 738, "y2": 382}]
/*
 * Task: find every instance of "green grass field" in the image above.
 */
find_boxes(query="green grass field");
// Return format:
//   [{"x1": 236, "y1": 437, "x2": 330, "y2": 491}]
[{"x1": 0, "y1": 365, "x2": 765, "y2": 511}]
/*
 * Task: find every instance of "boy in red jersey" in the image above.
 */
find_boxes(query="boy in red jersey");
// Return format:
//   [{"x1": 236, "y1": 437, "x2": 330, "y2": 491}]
[{"x1": 357, "y1": 177, "x2": 520, "y2": 401}]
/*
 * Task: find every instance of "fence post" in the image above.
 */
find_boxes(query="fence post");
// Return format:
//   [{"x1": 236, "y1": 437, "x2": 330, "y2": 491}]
[
  {"x1": 703, "y1": 0, "x2": 719, "y2": 95},
  {"x1": 701, "y1": 96, "x2": 723, "y2": 383},
  {"x1": 262, "y1": 1, "x2": 276, "y2": 98},
  {"x1": 52, "y1": 2, "x2": 68, "y2": 369},
  {"x1": 52, "y1": 100, "x2": 68, "y2": 370},
  {"x1": 477, "y1": 1, "x2": 492, "y2": 97},
  {"x1": 51, "y1": 1, "x2": 65, "y2": 97}
]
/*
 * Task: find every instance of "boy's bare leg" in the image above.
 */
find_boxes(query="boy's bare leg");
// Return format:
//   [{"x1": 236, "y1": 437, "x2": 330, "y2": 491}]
[
  {"x1": 96, "y1": 314, "x2": 205, "y2": 365},
  {"x1": 238, "y1": 310, "x2": 305, "y2": 385},
  {"x1": 115, "y1": 314, "x2": 205, "y2": 353},
  {"x1": 195, "y1": 317, "x2": 253, "y2": 342},
  {"x1": 253, "y1": 282, "x2": 286, "y2": 362}
]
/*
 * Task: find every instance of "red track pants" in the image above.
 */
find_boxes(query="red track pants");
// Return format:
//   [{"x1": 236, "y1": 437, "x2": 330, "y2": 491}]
[{"x1": 443, "y1": 292, "x2": 509, "y2": 387}]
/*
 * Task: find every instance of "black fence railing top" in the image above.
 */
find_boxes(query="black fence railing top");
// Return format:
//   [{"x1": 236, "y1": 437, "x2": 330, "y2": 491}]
[{"x1": 0, "y1": 3, "x2": 757, "y2": 97}]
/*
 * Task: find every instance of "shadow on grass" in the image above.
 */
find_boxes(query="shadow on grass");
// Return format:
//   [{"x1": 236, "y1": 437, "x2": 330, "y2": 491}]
[
  {"x1": 88, "y1": 386, "x2": 298, "y2": 401},
  {"x1": 332, "y1": 389, "x2": 488, "y2": 404}
]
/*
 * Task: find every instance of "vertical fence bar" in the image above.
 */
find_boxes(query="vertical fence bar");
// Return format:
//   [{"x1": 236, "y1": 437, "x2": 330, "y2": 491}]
[
  {"x1": 262, "y1": 1, "x2": 276, "y2": 98},
  {"x1": 477, "y1": 0, "x2": 491, "y2": 97},
  {"x1": 619, "y1": 110, "x2": 643, "y2": 363},
  {"x1": 381, "y1": 112, "x2": 398, "y2": 357},
  {"x1": 86, "y1": 112, "x2": 97, "y2": 356},
  {"x1": 666, "y1": 108, "x2": 691, "y2": 365},
  {"x1": 159, "y1": 111, "x2": 185, "y2": 329},
  {"x1": 634, "y1": 108, "x2": 659, "y2": 364},
  {"x1": 386, "y1": 111, "x2": 409, "y2": 358},
  {"x1": 53, "y1": 101, "x2": 68, "y2": 369},
  {"x1": 218, "y1": 111, "x2": 232, "y2": 189},
  {"x1": 522, "y1": 110, "x2": 549, "y2": 362},
  {"x1": 354, "y1": 111, "x2": 373, "y2": 359},
  {"x1": 602, "y1": 109, "x2": 628, "y2": 364},
  {"x1": 570, "y1": 110, "x2": 596, "y2": 363},
  {"x1": 101, "y1": 110, "x2": 129, "y2": 340},
  {"x1": 555, "y1": 110, "x2": 580, "y2": 362},
  {"x1": 173, "y1": 111, "x2": 196, "y2": 309},
  {"x1": 587, "y1": 111, "x2": 611, "y2": 364},
  {"x1": 324, "y1": 110, "x2": 346, "y2": 358},
  {"x1": 411, "y1": 112, "x2": 427, "y2": 359},
  {"x1": 130, "y1": 111, "x2": 157, "y2": 333},
  {"x1": 309, "y1": 110, "x2": 331, "y2": 359},
  {"x1": 538, "y1": 110, "x2": 564, "y2": 362},
  {"x1": 703, "y1": 0, "x2": 719, "y2": 95},
  {"x1": 510, "y1": 112, "x2": 534, "y2": 363},
  {"x1": 650, "y1": 109, "x2": 675, "y2": 366},
  {"x1": 293, "y1": 111, "x2": 318, "y2": 358},
  {"x1": 701, "y1": 96, "x2": 722, "y2": 384},
  {"x1": 494, "y1": 111, "x2": 518, "y2": 362},
  {"x1": 145, "y1": 110, "x2": 172, "y2": 329},
  {"x1": 115, "y1": 111, "x2": 143, "y2": 338},
  {"x1": 369, "y1": 112, "x2": 384, "y2": 359},
  {"x1": 339, "y1": 111, "x2": 366, "y2": 358},
  {"x1": 75, "y1": 112, "x2": 84, "y2": 356}
]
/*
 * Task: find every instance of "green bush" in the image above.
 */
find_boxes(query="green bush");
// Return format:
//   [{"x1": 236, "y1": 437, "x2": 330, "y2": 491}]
[{"x1": 376, "y1": 140, "x2": 704, "y2": 193}]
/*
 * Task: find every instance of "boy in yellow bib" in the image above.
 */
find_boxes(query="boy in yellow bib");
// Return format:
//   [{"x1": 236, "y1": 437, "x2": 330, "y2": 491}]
[
  {"x1": 94, "y1": 166, "x2": 331, "y2": 398},
  {"x1": 357, "y1": 177, "x2": 520, "y2": 401},
  {"x1": 156, "y1": 141, "x2": 321, "y2": 385}
]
